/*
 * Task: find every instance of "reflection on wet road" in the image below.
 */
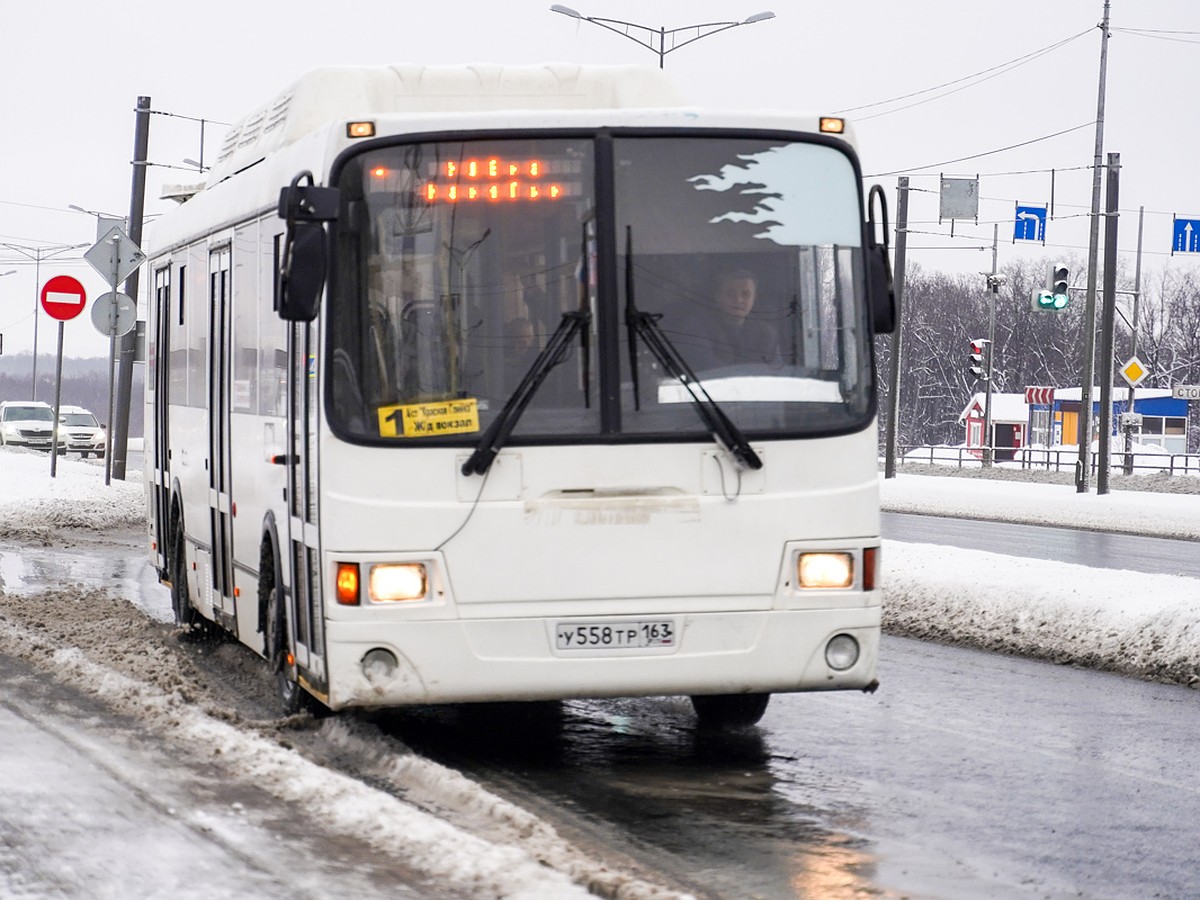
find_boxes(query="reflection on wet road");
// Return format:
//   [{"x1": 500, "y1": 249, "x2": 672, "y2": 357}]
[
  {"x1": 378, "y1": 637, "x2": 1200, "y2": 899},
  {"x1": 374, "y1": 697, "x2": 858, "y2": 899}
]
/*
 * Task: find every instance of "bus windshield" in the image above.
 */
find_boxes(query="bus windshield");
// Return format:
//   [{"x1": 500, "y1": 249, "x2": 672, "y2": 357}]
[{"x1": 328, "y1": 133, "x2": 873, "y2": 445}]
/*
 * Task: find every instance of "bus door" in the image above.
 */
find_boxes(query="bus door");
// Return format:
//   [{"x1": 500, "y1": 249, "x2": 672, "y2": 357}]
[
  {"x1": 207, "y1": 246, "x2": 236, "y2": 630},
  {"x1": 149, "y1": 264, "x2": 172, "y2": 576},
  {"x1": 283, "y1": 321, "x2": 325, "y2": 687}
]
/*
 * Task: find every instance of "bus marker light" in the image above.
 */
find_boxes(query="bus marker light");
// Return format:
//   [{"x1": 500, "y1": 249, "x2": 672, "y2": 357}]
[
  {"x1": 819, "y1": 117, "x2": 846, "y2": 134},
  {"x1": 797, "y1": 552, "x2": 854, "y2": 589},
  {"x1": 347, "y1": 121, "x2": 376, "y2": 138},
  {"x1": 370, "y1": 563, "x2": 427, "y2": 602},
  {"x1": 863, "y1": 547, "x2": 879, "y2": 592},
  {"x1": 336, "y1": 563, "x2": 361, "y2": 605},
  {"x1": 825, "y1": 634, "x2": 859, "y2": 670}
]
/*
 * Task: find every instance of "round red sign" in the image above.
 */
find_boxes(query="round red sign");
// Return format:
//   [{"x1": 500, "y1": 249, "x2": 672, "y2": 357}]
[{"x1": 40, "y1": 275, "x2": 88, "y2": 321}]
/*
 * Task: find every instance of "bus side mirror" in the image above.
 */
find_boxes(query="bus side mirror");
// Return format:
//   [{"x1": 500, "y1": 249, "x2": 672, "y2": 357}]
[
  {"x1": 277, "y1": 172, "x2": 339, "y2": 323},
  {"x1": 865, "y1": 184, "x2": 896, "y2": 335}
]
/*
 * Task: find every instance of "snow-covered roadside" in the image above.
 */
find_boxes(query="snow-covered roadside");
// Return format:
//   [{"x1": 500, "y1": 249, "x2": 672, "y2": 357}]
[
  {"x1": 879, "y1": 472, "x2": 1200, "y2": 685},
  {"x1": 881, "y1": 472, "x2": 1200, "y2": 541},
  {"x1": 883, "y1": 543, "x2": 1200, "y2": 685}
]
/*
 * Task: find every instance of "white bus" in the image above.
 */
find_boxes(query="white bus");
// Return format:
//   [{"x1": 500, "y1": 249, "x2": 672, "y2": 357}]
[{"x1": 145, "y1": 64, "x2": 895, "y2": 728}]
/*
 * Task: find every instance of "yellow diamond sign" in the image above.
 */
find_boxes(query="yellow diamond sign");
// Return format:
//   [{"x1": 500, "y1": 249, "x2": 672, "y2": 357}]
[{"x1": 1120, "y1": 356, "x2": 1149, "y2": 388}]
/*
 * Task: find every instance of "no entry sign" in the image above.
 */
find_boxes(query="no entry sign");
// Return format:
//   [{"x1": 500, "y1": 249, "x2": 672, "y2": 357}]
[{"x1": 40, "y1": 275, "x2": 87, "y2": 321}]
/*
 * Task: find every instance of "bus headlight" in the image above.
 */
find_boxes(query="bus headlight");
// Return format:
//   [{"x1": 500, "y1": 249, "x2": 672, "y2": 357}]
[
  {"x1": 369, "y1": 563, "x2": 428, "y2": 602},
  {"x1": 825, "y1": 634, "x2": 860, "y2": 671},
  {"x1": 797, "y1": 552, "x2": 854, "y2": 589}
]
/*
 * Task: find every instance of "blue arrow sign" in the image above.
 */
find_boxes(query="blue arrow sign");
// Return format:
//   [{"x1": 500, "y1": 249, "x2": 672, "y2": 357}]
[
  {"x1": 1173, "y1": 217, "x2": 1200, "y2": 254},
  {"x1": 1014, "y1": 204, "x2": 1047, "y2": 243}
]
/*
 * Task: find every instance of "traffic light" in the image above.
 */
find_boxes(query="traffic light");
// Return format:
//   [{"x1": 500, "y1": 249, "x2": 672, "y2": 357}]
[
  {"x1": 968, "y1": 338, "x2": 989, "y2": 381},
  {"x1": 1032, "y1": 263, "x2": 1070, "y2": 310}
]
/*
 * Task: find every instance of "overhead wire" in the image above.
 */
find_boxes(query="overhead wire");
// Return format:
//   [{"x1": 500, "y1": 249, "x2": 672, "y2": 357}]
[
  {"x1": 834, "y1": 29, "x2": 1094, "y2": 121},
  {"x1": 1112, "y1": 27, "x2": 1200, "y2": 45},
  {"x1": 866, "y1": 122, "x2": 1095, "y2": 178}
]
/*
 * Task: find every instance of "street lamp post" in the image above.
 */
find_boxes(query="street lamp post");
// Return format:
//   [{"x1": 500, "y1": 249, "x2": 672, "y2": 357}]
[
  {"x1": 0, "y1": 241, "x2": 89, "y2": 400},
  {"x1": 550, "y1": 5, "x2": 775, "y2": 68},
  {"x1": 0, "y1": 270, "x2": 13, "y2": 356}
]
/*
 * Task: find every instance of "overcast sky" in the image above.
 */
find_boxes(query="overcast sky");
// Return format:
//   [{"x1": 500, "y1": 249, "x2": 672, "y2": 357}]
[{"x1": 2, "y1": 0, "x2": 1198, "y2": 359}]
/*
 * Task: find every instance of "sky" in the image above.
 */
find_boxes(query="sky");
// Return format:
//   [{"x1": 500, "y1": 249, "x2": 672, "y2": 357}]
[
  {"x1": 2, "y1": 0, "x2": 1199, "y2": 360},
  {"x1": 0, "y1": 447, "x2": 1198, "y2": 892}
]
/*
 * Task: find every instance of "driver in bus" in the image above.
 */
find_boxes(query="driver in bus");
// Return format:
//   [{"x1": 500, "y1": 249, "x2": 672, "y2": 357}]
[{"x1": 683, "y1": 268, "x2": 781, "y2": 371}]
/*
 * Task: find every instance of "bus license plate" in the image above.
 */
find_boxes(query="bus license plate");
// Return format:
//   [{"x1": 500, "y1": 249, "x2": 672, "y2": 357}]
[{"x1": 555, "y1": 620, "x2": 676, "y2": 651}]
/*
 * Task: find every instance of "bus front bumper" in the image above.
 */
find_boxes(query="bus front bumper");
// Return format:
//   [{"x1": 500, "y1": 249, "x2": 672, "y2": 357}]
[{"x1": 321, "y1": 606, "x2": 880, "y2": 710}]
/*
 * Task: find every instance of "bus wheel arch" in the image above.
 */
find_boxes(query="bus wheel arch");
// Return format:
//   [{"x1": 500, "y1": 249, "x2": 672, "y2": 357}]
[
  {"x1": 168, "y1": 490, "x2": 202, "y2": 633},
  {"x1": 258, "y1": 521, "x2": 308, "y2": 716}
]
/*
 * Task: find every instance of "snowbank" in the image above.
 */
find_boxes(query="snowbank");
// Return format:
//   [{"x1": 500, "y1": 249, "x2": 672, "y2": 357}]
[
  {"x1": 881, "y1": 472, "x2": 1200, "y2": 540},
  {"x1": 0, "y1": 447, "x2": 143, "y2": 542},
  {"x1": 884, "y1": 542, "x2": 1200, "y2": 685}
]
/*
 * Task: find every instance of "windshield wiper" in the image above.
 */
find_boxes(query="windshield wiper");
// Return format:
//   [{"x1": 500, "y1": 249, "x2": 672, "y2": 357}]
[
  {"x1": 461, "y1": 310, "x2": 590, "y2": 477},
  {"x1": 624, "y1": 227, "x2": 762, "y2": 471}
]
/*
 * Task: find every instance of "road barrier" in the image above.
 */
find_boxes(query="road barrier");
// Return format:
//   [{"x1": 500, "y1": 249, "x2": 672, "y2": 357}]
[{"x1": 893, "y1": 445, "x2": 1200, "y2": 476}]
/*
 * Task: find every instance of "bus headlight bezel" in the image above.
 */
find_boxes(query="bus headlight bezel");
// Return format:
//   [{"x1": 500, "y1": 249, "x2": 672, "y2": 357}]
[
  {"x1": 368, "y1": 562, "x2": 429, "y2": 603},
  {"x1": 797, "y1": 551, "x2": 855, "y2": 589}
]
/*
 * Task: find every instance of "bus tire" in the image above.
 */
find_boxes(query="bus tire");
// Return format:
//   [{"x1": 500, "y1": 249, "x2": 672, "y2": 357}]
[
  {"x1": 170, "y1": 516, "x2": 202, "y2": 633},
  {"x1": 689, "y1": 692, "x2": 771, "y2": 729},
  {"x1": 260, "y1": 542, "x2": 306, "y2": 716}
]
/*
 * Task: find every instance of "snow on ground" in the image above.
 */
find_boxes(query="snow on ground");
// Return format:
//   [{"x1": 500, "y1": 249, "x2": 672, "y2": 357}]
[
  {"x1": 0, "y1": 447, "x2": 145, "y2": 542},
  {"x1": 881, "y1": 469, "x2": 1200, "y2": 685},
  {"x1": 882, "y1": 470, "x2": 1200, "y2": 540},
  {"x1": 0, "y1": 447, "x2": 1197, "y2": 893}
]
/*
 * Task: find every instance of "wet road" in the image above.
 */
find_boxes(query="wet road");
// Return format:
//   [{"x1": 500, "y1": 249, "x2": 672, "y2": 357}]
[
  {"x1": 3, "y1": 508, "x2": 1199, "y2": 897},
  {"x1": 883, "y1": 510, "x2": 1200, "y2": 578},
  {"x1": 383, "y1": 637, "x2": 1200, "y2": 899}
]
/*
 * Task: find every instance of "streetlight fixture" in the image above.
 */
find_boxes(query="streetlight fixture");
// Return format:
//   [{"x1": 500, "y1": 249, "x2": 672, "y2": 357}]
[
  {"x1": 550, "y1": 5, "x2": 776, "y2": 68},
  {"x1": 0, "y1": 241, "x2": 89, "y2": 400},
  {"x1": 68, "y1": 204, "x2": 128, "y2": 241}
]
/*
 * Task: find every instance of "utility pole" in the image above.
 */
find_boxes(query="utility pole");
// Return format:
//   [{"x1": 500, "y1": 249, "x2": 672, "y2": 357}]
[
  {"x1": 112, "y1": 95, "x2": 151, "y2": 481},
  {"x1": 1123, "y1": 205, "x2": 1144, "y2": 474},
  {"x1": 883, "y1": 176, "x2": 910, "y2": 479},
  {"x1": 982, "y1": 224, "x2": 999, "y2": 468},
  {"x1": 1097, "y1": 152, "x2": 1120, "y2": 495},
  {"x1": 1076, "y1": 0, "x2": 1111, "y2": 493}
]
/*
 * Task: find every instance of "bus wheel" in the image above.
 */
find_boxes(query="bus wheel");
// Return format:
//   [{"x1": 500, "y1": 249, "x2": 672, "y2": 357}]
[
  {"x1": 690, "y1": 693, "x2": 771, "y2": 729},
  {"x1": 260, "y1": 544, "x2": 305, "y2": 716},
  {"x1": 170, "y1": 519, "x2": 202, "y2": 633}
]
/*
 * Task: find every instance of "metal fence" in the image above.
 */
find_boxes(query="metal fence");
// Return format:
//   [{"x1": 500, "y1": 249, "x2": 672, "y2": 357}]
[{"x1": 895, "y1": 445, "x2": 1200, "y2": 476}]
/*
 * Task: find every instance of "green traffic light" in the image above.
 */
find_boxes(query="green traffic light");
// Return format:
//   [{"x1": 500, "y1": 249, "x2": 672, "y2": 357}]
[{"x1": 1032, "y1": 289, "x2": 1069, "y2": 311}]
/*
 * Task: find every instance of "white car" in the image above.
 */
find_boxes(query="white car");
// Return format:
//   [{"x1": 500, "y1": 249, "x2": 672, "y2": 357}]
[
  {"x1": 57, "y1": 405, "x2": 107, "y2": 458},
  {"x1": 0, "y1": 400, "x2": 57, "y2": 451}
]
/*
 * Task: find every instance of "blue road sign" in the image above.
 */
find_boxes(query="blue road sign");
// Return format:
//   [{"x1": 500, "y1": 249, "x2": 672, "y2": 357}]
[
  {"x1": 1173, "y1": 217, "x2": 1200, "y2": 254},
  {"x1": 1014, "y1": 204, "x2": 1047, "y2": 242}
]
